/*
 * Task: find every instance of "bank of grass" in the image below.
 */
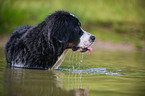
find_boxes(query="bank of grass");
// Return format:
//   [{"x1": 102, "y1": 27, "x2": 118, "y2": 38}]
[{"x1": 0, "y1": 0, "x2": 145, "y2": 50}]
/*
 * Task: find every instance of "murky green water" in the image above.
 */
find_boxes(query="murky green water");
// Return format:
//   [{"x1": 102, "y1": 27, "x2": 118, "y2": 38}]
[{"x1": 0, "y1": 47, "x2": 145, "y2": 96}]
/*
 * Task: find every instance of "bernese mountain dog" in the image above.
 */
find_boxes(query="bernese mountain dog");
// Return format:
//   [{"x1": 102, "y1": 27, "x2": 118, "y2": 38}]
[{"x1": 4, "y1": 10, "x2": 95, "y2": 69}]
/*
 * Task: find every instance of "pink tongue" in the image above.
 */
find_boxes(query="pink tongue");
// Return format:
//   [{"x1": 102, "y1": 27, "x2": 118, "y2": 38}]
[{"x1": 87, "y1": 47, "x2": 92, "y2": 55}]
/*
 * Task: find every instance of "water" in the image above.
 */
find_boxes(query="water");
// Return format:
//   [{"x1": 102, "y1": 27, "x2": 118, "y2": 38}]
[{"x1": 0, "y1": 47, "x2": 145, "y2": 96}]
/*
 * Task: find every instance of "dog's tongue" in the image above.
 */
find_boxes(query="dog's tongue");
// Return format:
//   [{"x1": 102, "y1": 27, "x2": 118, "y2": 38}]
[{"x1": 87, "y1": 47, "x2": 92, "y2": 55}]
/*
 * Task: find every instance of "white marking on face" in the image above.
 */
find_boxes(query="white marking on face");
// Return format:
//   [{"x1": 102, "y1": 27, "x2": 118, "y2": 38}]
[{"x1": 78, "y1": 29, "x2": 92, "y2": 48}]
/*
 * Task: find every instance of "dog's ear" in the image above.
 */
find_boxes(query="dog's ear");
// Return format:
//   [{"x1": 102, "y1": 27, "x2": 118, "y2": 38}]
[{"x1": 52, "y1": 19, "x2": 69, "y2": 43}]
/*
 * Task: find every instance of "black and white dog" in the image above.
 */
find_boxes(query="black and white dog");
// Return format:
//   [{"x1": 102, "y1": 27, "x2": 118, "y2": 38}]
[{"x1": 4, "y1": 10, "x2": 95, "y2": 69}]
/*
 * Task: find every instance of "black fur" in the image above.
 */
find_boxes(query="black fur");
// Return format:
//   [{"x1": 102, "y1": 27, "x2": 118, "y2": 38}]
[{"x1": 4, "y1": 11, "x2": 83, "y2": 69}]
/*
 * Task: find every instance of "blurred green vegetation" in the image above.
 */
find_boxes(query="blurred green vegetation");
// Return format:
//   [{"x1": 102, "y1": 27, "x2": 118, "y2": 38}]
[{"x1": 0, "y1": 0, "x2": 145, "y2": 49}]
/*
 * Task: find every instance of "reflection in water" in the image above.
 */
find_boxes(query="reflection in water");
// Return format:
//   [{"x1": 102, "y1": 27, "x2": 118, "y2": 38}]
[
  {"x1": 3, "y1": 68, "x2": 89, "y2": 96},
  {"x1": 67, "y1": 70, "x2": 83, "y2": 89}
]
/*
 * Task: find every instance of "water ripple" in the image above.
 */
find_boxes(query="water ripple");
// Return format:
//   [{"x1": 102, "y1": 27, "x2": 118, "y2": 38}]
[{"x1": 60, "y1": 68, "x2": 127, "y2": 76}]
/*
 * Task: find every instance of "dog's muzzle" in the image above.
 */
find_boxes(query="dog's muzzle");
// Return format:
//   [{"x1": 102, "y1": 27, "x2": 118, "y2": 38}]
[{"x1": 73, "y1": 30, "x2": 96, "y2": 55}]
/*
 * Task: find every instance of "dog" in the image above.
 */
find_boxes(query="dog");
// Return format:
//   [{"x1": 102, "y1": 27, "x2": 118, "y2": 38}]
[{"x1": 4, "y1": 10, "x2": 95, "y2": 69}]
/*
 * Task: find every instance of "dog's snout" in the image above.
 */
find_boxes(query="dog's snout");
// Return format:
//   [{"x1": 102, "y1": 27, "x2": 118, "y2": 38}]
[{"x1": 90, "y1": 35, "x2": 95, "y2": 41}]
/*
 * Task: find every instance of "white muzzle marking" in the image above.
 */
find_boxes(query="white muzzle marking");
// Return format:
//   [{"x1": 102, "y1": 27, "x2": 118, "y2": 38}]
[{"x1": 78, "y1": 29, "x2": 92, "y2": 48}]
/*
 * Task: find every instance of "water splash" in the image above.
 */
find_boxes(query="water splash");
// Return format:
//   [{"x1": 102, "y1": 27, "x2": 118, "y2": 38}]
[
  {"x1": 65, "y1": 52, "x2": 127, "y2": 89},
  {"x1": 64, "y1": 52, "x2": 126, "y2": 76},
  {"x1": 61, "y1": 68, "x2": 127, "y2": 76},
  {"x1": 67, "y1": 52, "x2": 84, "y2": 89}
]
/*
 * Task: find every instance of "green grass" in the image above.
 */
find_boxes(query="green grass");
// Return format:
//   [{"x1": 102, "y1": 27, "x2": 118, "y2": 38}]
[
  {"x1": 88, "y1": 23, "x2": 145, "y2": 49},
  {"x1": 0, "y1": 0, "x2": 145, "y2": 49}
]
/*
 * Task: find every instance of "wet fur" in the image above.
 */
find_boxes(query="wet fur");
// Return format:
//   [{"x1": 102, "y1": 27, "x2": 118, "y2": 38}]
[{"x1": 4, "y1": 11, "x2": 81, "y2": 69}]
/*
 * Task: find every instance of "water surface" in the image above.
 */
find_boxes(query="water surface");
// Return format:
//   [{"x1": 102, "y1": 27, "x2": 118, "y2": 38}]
[{"x1": 0, "y1": 47, "x2": 145, "y2": 96}]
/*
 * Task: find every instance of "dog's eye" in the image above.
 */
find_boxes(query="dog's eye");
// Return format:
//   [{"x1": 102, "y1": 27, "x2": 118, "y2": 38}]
[{"x1": 75, "y1": 27, "x2": 80, "y2": 32}]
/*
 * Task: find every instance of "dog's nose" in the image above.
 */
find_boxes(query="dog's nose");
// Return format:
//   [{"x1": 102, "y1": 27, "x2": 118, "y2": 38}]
[{"x1": 90, "y1": 35, "x2": 95, "y2": 41}]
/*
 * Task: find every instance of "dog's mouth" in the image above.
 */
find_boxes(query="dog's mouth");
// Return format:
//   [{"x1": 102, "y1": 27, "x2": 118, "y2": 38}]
[
  {"x1": 72, "y1": 45, "x2": 93, "y2": 55},
  {"x1": 78, "y1": 47, "x2": 92, "y2": 55}
]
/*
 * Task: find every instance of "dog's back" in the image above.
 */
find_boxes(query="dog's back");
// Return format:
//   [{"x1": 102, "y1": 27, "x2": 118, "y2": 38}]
[{"x1": 4, "y1": 26, "x2": 32, "y2": 65}]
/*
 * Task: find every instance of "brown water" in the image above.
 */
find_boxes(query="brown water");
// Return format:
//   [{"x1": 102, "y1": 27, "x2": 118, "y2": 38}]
[{"x1": 0, "y1": 47, "x2": 145, "y2": 96}]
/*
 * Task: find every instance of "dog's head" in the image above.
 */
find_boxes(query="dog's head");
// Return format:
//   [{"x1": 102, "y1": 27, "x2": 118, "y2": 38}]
[{"x1": 47, "y1": 11, "x2": 95, "y2": 54}]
